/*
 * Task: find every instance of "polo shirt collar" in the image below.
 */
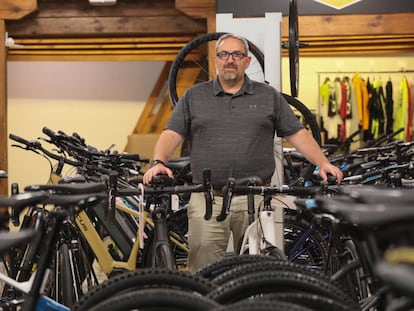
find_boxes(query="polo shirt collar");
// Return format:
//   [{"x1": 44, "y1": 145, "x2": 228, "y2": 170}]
[{"x1": 213, "y1": 75, "x2": 255, "y2": 96}]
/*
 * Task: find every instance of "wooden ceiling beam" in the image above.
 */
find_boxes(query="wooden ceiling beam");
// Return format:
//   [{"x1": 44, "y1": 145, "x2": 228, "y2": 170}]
[
  {"x1": 281, "y1": 13, "x2": 414, "y2": 37},
  {"x1": 6, "y1": 15, "x2": 205, "y2": 38},
  {"x1": 175, "y1": 0, "x2": 216, "y2": 19},
  {"x1": 0, "y1": 0, "x2": 37, "y2": 20}
]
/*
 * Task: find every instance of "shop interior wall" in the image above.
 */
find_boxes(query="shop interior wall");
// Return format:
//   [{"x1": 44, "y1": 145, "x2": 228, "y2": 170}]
[
  {"x1": 8, "y1": 53, "x2": 414, "y2": 189},
  {"x1": 7, "y1": 60, "x2": 164, "y2": 188}
]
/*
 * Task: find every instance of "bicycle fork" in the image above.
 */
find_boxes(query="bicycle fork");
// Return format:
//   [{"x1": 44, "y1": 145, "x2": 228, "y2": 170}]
[{"x1": 239, "y1": 208, "x2": 285, "y2": 256}]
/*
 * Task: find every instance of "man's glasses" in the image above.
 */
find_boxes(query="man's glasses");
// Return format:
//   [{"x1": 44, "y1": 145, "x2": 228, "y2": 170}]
[{"x1": 216, "y1": 50, "x2": 247, "y2": 61}]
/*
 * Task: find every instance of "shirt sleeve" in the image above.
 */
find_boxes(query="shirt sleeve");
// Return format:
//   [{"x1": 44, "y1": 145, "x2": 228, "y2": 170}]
[
  {"x1": 165, "y1": 89, "x2": 191, "y2": 137},
  {"x1": 273, "y1": 91, "x2": 305, "y2": 137}
]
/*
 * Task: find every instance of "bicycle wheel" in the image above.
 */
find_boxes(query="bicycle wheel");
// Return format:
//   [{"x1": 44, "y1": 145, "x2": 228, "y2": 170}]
[
  {"x1": 88, "y1": 288, "x2": 220, "y2": 311},
  {"x1": 207, "y1": 270, "x2": 358, "y2": 309},
  {"x1": 71, "y1": 268, "x2": 215, "y2": 311},
  {"x1": 142, "y1": 207, "x2": 188, "y2": 269},
  {"x1": 53, "y1": 243, "x2": 76, "y2": 307},
  {"x1": 331, "y1": 238, "x2": 370, "y2": 302},
  {"x1": 168, "y1": 33, "x2": 318, "y2": 141},
  {"x1": 284, "y1": 210, "x2": 328, "y2": 270},
  {"x1": 168, "y1": 32, "x2": 265, "y2": 108}
]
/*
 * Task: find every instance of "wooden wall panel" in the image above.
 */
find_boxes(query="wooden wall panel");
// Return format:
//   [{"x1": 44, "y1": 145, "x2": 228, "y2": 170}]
[{"x1": 0, "y1": 20, "x2": 6, "y2": 195}]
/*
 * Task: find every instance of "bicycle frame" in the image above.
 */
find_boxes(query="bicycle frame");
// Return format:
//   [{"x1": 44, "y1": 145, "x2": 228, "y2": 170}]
[
  {"x1": 52, "y1": 168, "x2": 189, "y2": 275},
  {"x1": 74, "y1": 199, "x2": 189, "y2": 275},
  {"x1": 0, "y1": 272, "x2": 69, "y2": 311},
  {"x1": 0, "y1": 209, "x2": 70, "y2": 311},
  {"x1": 239, "y1": 208, "x2": 284, "y2": 256},
  {"x1": 239, "y1": 194, "x2": 297, "y2": 256}
]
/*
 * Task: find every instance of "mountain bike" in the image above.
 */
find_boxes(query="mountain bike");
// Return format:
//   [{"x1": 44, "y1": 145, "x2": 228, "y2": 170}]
[
  {"x1": 0, "y1": 189, "x2": 107, "y2": 311},
  {"x1": 215, "y1": 176, "x2": 338, "y2": 270}
]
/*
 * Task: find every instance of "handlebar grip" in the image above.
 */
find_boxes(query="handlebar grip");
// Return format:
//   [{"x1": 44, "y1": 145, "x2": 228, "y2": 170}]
[
  {"x1": 9, "y1": 133, "x2": 32, "y2": 146},
  {"x1": 72, "y1": 132, "x2": 86, "y2": 145},
  {"x1": 42, "y1": 127, "x2": 57, "y2": 140}
]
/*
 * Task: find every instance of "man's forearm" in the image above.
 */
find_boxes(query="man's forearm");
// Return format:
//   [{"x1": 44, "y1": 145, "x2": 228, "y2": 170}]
[{"x1": 153, "y1": 129, "x2": 184, "y2": 162}]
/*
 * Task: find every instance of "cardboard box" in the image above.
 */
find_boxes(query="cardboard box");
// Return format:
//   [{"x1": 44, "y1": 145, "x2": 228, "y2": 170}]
[{"x1": 125, "y1": 134, "x2": 182, "y2": 169}]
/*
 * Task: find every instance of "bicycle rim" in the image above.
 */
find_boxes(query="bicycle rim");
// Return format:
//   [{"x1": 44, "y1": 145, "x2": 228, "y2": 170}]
[{"x1": 168, "y1": 32, "x2": 265, "y2": 108}]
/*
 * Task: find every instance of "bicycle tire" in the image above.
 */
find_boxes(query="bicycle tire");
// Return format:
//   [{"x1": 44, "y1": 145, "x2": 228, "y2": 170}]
[
  {"x1": 88, "y1": 288, "x2": 220, "y2": 311},
  {"x1": 211, "y1": 298, "x2": 314, "y2": 311},
  {"x1": 168, "y1": 31, "x2": 265, "y2": 108},
  {"x1": 57, "y1": 243, "x2": 75, "y2": 307},
  {"x1": 263, "y1": 292, "x2": 356, "y2": 311},
  {"x1": 212, "y1": 259, "x2": 329, "y2": 286},
  {"x1": 153, "y1": 243, "x2": 176, "y2": 269},
  {"x1": 71, "y1": 268, "x2": 215, "y2": 311},
  {"x1": 195, "y1": 254, "x2": 280, "y2": 281},
  {"x1": 331, "y1": 238, "x2": 369, "y2": 302},
  {"x1": 142, "y1": 208, "x2": 189, "y2": 269},
  {"x1": 207, "y1": 270, "x2": 358, "y2": 308}
]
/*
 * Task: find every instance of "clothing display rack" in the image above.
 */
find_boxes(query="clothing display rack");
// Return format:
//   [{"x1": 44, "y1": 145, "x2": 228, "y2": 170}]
[{"x1": 317, "y1": 69, "x2": 414, "y2": 144}]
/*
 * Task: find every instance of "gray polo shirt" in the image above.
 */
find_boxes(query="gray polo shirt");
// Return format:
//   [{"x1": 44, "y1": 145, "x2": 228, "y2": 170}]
[{"x1": 167, "y1": 75, "x2": 304, "y2": 187}]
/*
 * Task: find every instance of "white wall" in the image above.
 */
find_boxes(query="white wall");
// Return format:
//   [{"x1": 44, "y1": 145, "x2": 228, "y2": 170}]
[{"x1": 7, "y1": 61, "x2": 165, "y2": 188}]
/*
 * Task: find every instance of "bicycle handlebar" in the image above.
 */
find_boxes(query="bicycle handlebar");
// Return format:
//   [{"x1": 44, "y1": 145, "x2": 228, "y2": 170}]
[
  {"x1": 116, "y1": 169, "x2": 214, "y2": 220},
  {"x1": 9, "y1": 133, "x2": 81, "y2": 167},
  {"x1": 215, "y1": 178, "x2": 334, "y2": 222},
  {"x1": 42, "y1": 127, "x2": 150, "y2": 163},
  {"x1": 342, "y1": 163, "x2": 410, "y2": 182}
]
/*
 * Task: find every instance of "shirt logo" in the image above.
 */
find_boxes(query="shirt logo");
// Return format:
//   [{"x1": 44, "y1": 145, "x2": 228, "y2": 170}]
[{"x1": 311, "y1": 0, "x2": 362, "y2": 10}]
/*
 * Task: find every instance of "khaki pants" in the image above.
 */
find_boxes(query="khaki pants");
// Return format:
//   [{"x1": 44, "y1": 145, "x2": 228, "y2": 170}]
[{"x1": 187, "y1": 192, "x2": 262, "y2": 272}]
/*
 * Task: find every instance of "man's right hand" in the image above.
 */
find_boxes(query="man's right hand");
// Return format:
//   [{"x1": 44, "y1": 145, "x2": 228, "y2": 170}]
[{"x1": 143, "y1": 164, "x2": 173, "y2": 185}]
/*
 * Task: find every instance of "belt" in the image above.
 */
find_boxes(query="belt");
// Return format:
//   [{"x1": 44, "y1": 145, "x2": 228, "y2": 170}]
[{"x1": 213, "y1": 181, "x2": 271, "y2": 197}]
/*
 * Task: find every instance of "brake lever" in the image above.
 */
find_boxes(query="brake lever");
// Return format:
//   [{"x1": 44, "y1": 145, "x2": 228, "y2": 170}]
[
  {"x1": 216, "y1": 177, "x2": 235, "y2": 222},
  {"x1": 107, "y1": 173, "x2": 117, "y2": 224},
  {"x1": 202, "y1": 169, "x2": 213, "y2": 220}
]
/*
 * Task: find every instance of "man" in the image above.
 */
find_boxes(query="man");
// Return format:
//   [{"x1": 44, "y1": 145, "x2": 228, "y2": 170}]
[{"x1": 143, "y1": 33, "x2": 343, "y2": 271}]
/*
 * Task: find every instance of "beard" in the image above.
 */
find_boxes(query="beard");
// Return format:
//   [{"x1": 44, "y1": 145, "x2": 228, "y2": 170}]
[{"x1": 221, "y1": 66, "x2": 239, "y2": 82}]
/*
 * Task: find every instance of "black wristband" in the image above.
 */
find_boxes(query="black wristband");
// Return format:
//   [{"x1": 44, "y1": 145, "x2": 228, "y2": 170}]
[{"x1": 149, "y1": 159, "x2": 166, "y2": 168}]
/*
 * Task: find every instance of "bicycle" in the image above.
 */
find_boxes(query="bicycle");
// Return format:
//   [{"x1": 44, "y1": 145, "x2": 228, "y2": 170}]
[
  {"x1": 213, "y1": 176, "x2": 338, "y2": 271},
  {"x1": 375, "y1": 247, "x2": 414, "y2": 310},
  {"x1": 0, "y1": 188, "x2": 108, "y2": 311},
  {"x1": 9, "y1": 130, "x2": 199, "y2": 275},
  {"x1": 296, "y1": 185, "x2": 414, "y2": 310}
]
